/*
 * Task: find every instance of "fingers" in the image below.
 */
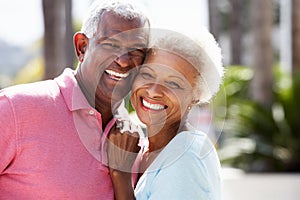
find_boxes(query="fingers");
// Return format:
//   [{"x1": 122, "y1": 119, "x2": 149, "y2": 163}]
[{"x1": 107, "y1": 119, "x2": 143, "y2": 172}]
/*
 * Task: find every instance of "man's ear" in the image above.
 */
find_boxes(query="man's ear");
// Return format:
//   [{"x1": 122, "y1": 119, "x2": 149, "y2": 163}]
[{"x1": 74, "y1": 32, "x2": 88, "y2": 62}]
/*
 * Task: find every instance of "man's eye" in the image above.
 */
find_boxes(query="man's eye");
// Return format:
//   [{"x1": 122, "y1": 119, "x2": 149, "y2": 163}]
[
  {"x1": 128, "y1": 48, "x2": 145, "y2": 58},
  {"x1": 101, "y1": 42, "x2": 120, "y2": 50}
]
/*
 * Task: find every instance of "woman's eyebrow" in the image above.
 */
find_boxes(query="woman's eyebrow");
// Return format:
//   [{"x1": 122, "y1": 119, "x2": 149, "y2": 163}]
[
  {"x1": 140, "y1": 65, "x2": 155, "y2": 71},
  {"x1": 168, "y1": 75, "x2": 185, "y2": 83}
]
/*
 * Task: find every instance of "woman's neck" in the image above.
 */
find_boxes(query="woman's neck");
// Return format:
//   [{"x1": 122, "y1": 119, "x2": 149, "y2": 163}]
[
  {"x1": 146, "y1": 122, "x2": 182, "y2": 152},
  {"x1": 139, "y1": 121, "x2": 187, "y2": 174}
]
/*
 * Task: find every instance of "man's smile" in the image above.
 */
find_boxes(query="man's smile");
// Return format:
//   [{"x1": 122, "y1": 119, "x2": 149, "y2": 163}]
[{"x1": 105, "y1": 69, "x2": 129, "y2": 81}]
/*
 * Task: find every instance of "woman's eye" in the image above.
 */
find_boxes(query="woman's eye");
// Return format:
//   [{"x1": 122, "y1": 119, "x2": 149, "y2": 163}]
[
  {"x1": 140, "y1": 72, "x2": 153, "y2": 80},
  {"x1": 166, "y1": 81, "x2": 182, "y2": 89}
]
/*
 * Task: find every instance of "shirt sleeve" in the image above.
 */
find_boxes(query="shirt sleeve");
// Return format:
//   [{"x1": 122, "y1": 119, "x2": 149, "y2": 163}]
[
  {"x1": 147, "y1": 151, "x2": 215, "y2": 200},
  {"x1": 0, "y1": 94, "x2": 18, "y2": 173}
]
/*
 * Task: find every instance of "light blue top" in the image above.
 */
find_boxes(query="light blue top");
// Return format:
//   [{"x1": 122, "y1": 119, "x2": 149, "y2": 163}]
[{"x1": 134, "y1": 131, "x2": 222, "y2": 200}]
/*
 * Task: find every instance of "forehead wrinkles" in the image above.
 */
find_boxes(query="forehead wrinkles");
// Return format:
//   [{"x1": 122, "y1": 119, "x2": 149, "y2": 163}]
[
  {"x1": 97, "y1": 27, "x2": 147, "y2": 43},
  {"x1": 146, "y1": 49, "x2": 199, "y2": 78},
  {"x1": 145, "y1": 64, "x2": 185, "y2": 77}
]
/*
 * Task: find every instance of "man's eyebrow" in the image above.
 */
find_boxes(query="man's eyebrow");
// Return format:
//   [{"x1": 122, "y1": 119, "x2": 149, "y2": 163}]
[
  {"x1": 97, "y1": 37, "x2": 118, "y2": 43},
  {"x1": 133, "y1": 43, "x2": 147, "y2": 48},
  {"x1": 132, "y1": 38, "x2": 148, "y2": 48}
]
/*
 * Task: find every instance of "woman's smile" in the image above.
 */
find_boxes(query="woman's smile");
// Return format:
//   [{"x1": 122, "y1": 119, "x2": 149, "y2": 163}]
[{"x1": 140, "y1": 97, "x2": 168, "y2": 111}]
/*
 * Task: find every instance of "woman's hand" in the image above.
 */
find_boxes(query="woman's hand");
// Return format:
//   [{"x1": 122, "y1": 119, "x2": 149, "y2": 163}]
[{"x1": 107, "y1": 119, "x2": 142, "y2": 172}]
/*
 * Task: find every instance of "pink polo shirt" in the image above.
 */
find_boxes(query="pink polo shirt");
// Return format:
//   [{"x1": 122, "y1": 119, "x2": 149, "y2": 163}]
[{"x1": 0, "y1": 68, "x2": 127, "y2": 199}]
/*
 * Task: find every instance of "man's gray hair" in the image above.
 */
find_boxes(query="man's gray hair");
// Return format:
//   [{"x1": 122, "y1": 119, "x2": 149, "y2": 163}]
[
  {"x1": 81, "y1": 0, "x2": 150, "y2": 38},
  {"x1": 149, "y1": 28, "x2": 224, "y2": 104}
]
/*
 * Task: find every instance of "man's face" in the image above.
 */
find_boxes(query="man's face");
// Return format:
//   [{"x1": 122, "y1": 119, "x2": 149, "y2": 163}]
[{"x1": 75, "y1": 11, "x2": 149, "y2": 108}]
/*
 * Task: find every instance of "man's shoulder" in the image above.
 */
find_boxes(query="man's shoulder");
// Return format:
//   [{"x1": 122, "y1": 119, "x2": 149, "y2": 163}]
[
  {"x1": 1, "y1": 68, "x2": 76, "y2": 101},
  {"x1": 0, "y1": 79, "x2": 59, "y2": 101}
]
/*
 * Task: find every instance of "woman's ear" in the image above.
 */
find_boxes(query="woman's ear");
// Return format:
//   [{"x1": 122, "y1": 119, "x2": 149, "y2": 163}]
[
  {"x1": 187, "y1": 99, "x2": 200, "y2": 111},
  {"x1": 74, "y1": 32, "x2": 88, "y2": 62},
  {"x1": 191, "y1": 99, "x2": 200, "y2": 106}
]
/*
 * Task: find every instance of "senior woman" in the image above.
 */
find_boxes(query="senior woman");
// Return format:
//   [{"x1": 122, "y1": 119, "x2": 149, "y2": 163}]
[{"x1": 107, "y1": 28, "x2": 224, "y2": 200}]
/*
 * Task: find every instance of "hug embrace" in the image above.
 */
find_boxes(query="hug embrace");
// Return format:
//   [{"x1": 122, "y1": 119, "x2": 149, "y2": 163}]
[{"x1": 0, "y1": 1, "x2": 223, "y2": 199}]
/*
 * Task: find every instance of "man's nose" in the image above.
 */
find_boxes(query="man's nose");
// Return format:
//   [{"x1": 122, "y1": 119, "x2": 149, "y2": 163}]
[{"x1": 115, "y1": 53, "x2": 131, "y2": 68}]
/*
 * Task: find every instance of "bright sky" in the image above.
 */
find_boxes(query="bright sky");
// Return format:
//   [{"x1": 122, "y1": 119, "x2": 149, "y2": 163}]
[{"x1": 0, "y1": 0, "x2": 208, "y2": 47}]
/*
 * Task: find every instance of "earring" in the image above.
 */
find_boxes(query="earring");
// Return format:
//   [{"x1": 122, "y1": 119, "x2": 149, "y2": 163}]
[{"x1": 188, "y1": 106, "x2": 191, "y2": 111}]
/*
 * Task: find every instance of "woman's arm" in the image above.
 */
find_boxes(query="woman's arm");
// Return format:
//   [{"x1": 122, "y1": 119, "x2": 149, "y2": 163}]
[
  {"x1": 107, "y1": 119, "x2": 141, "y2": 200},
  {"x1": 110, "y1": 169, "x2": 135, "y2": 200}
]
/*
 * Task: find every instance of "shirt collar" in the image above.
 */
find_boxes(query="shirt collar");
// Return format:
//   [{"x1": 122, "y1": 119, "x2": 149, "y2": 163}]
[
  {"x1": 54, "y1": 68, "x2": 130, "y2": 118},
  {"x1": 54, "y1": 68, "x2": 91, "y2": 111}
]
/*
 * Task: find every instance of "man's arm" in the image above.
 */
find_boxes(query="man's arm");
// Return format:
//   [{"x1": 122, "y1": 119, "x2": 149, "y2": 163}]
[{"x1": 0, "y1": 94, "x2": 17, "y2": 174}]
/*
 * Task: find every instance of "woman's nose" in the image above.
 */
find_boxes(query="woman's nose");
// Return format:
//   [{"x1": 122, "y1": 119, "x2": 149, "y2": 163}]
[{"x1": 146, "y1": 83, "x2": 164, "y2": 98}]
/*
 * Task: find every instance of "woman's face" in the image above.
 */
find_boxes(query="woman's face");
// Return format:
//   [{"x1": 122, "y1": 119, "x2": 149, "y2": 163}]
[{"x1": 131, "y1": 49, "x2": 199, "y2": 128}]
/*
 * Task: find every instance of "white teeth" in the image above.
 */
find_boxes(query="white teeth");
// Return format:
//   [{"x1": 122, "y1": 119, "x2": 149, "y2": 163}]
[
  {"x1": 105, "y1": 69, "x2": 129, "y2": 78},
  {"x1": 142, "y1": 99, "x2": 165, "y2": 111}
]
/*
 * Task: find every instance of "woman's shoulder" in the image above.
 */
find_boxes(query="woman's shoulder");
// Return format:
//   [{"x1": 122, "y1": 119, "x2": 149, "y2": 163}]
[
  {"x1": 137, "y1": 130, "x2": 222, "y2": 200},
  {"x1": 151, "y1": 130, "x2": 218, "y2": 170},
  {"x1": 173, "y1": 130, "x2": 215, "y2": 156}
]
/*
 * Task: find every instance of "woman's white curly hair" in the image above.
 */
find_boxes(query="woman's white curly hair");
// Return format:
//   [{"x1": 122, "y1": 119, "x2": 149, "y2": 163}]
[
  {"x1": 81, "y1": 0, "x2": 150, "y2": 38},
  {"x1": 149, "y1": 28, "x2": 224, "y2": 104}
]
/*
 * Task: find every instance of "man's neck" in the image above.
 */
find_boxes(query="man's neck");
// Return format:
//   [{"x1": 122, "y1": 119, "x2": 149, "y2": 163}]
[
  {"x1": 94, "y1": 98, "x2": 112, "y2": 130},
  {"x1": 95, "y1": 97, "x2": 124, "y2": 130}
]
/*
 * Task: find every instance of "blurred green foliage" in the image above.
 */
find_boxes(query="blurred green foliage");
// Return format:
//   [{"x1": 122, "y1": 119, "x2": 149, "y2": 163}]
[
  {"x1": 14, "y1": 57, "x2": 45, "y2": 84},
  {"x1": 214, "y1": 66, "x2": 300, "y2": 172}
]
